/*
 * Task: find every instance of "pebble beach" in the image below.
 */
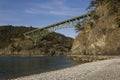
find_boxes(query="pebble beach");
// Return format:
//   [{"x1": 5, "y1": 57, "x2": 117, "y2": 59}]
[{"x1": 13, "y1": 58, "x2": 120, "y2": 80}]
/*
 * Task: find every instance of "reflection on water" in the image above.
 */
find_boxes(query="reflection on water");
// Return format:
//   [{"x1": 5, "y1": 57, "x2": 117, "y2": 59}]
[{"x1": 0, "y1": 56, "x2": 79, "y2": 79}]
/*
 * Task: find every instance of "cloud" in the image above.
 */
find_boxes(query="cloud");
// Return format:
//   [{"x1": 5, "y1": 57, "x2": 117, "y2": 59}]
[{"x1": 25, "y1": 0, "x2": 86, "y2": 16}]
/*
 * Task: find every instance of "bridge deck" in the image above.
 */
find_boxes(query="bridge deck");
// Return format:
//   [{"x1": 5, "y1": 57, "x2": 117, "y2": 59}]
[
  {"x1": 24, "y1": 13, "x2": 91, "y2": 45},
  {"x1": 24, "y1": 13, "x2": 90, "y2": 36}
]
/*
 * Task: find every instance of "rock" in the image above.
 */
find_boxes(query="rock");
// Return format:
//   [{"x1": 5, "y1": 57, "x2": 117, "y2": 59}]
[{"x1": 71, "y1": 0, "x2": 120, "y2": 55}]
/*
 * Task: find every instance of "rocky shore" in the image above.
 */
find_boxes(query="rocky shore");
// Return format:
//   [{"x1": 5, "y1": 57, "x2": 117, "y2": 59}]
[
  {"x1": 12, "y1": 58, "x2": 120, "y2": 80},
  {"x1": 66, "y1": 55, "x2": 119, "y2": 62}
]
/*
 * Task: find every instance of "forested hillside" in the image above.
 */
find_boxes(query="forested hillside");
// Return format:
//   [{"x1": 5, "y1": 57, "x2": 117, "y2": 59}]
[
  {"x1": 0, "y1": 25, "x2": 73, "y2": 56},
  {"x1": 0, "y1": 25, "x2": 35, "y2": 48}
]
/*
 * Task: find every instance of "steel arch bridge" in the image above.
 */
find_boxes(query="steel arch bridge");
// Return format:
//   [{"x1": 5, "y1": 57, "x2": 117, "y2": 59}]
[{"x1": 24, "y1": 13, "x2": 90, "y2": 45}]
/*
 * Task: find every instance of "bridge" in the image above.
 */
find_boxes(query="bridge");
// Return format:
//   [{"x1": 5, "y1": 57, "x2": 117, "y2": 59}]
[{"x1": 24, "y1": 13, "x2": 91, "y2": 45}]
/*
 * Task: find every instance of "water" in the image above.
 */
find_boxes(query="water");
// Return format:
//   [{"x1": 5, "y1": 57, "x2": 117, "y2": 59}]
[{"x1": 0, "y1": 56, "x2": 79, "y2": 79}]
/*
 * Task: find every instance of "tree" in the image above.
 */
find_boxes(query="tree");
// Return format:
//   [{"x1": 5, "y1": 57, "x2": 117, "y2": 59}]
[{"x1": 75, "y1": 23, "x2": 83, "y2": 32}]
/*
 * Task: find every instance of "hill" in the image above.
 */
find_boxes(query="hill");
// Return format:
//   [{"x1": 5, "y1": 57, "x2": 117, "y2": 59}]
[
  {"x1": 0, "y1": 25, "x2": 73, "y2": 56},
  {"x1": 0, "y1": 25, "x2": 35, "y2": 48}
]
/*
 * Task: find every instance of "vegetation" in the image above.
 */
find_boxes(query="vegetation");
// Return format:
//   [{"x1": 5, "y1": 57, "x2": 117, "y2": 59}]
[
  {"x1": 88, "y1": 0, "x2": 120, "y2": 14},
  {"x1": 0, "y1": 25, "x2": 73, "y2": 56},
  {"x1": 115, "y1": 16, "x2": 120, "y2": 27},
  {"x1": 36, "y1": 32, "x2": 73, "y2": 55},
  {"x1": 75, "y1": 23, "x2": 83, "y2": 32},
  {"x1": 71, "y1": 0, "x2": 120, "y2": 55},
  {"x1": 0, "y1": 25, "x2": 35, "y2": 48}
]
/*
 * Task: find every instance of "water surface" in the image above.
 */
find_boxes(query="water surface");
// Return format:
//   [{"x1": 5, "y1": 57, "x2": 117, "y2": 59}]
[{"x1": 0, "y1": 56, "x2": 79, "y2": 79}]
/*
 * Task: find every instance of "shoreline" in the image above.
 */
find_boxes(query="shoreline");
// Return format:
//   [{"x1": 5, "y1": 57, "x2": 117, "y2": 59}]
[
  {"x1": 12, "y1": 58, "x2": 120, "y2": 80},
  {"x1": 66, "y1": 55, "x2": 120, "y2": 62}
]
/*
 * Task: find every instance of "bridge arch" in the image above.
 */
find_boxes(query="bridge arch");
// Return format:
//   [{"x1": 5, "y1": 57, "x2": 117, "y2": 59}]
[{"x1": 24, "y1": 13, "x2": 90, "y2": 45}]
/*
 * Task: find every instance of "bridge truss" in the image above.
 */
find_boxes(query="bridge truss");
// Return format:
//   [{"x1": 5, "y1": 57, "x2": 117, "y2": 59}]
[{"x1": 24, "y1": 13, "x2": 90, "y2": 45}]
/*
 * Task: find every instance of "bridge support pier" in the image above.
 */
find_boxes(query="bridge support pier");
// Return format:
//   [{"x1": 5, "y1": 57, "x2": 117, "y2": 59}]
[
  {"x1": 34, "y1": 41, "x2": 37, "y2": 46},
  {"x1": 30, "y1": 37, "x2": 38, "y2": 46}
]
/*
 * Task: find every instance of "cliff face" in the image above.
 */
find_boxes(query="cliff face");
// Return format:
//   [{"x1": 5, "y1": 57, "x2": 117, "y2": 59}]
[{"x1": 71, "y1": 0, "x2": 120, "y2": 55}]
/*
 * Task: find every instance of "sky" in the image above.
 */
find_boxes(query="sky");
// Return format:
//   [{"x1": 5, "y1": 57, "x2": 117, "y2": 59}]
[{"x1": 0, "y1": 0, "x2": 91, "y2": 38}]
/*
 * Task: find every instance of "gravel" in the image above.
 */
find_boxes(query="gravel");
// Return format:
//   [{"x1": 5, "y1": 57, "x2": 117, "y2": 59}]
[{"x1": 12, "y1": 58, "x2": 120, "y2": 80}]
